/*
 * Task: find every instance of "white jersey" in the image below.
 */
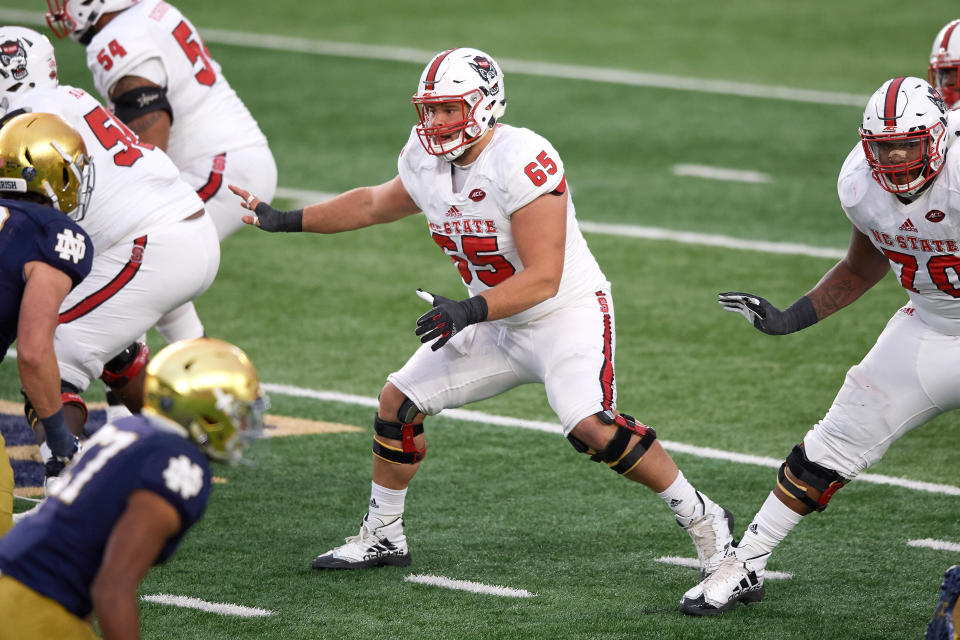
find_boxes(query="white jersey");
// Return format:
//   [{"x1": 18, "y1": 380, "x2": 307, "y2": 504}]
[
  {"x1": 85, "y1": 0, "x2": 268, "y2": 168},
  {"x1": 398, "y1": 124, "x2": 606, "y2": 326},
  {"x1": 948, "y1": 108, "x2": 960, "y2": 148},
  {"x1": 5, "y1": 85, "x2": 201, "y2": 253},
  {"x1": 838, "y1": 142, "x2": 960, "y2": 335}
]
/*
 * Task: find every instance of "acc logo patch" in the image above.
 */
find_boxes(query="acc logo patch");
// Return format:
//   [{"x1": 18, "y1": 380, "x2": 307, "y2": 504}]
[
  {"x1": 926, "y1": 209, "x2": 946, "y2": 223},
  {"x1": 468, "y1": 188, "x2": 486, "y2": 202}
]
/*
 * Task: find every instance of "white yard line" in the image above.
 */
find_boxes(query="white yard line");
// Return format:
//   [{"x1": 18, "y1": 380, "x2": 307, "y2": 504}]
[
  {"x1": 141, "y1": 594, "x2": 275, "y2": 617},
  {"x1": 655, "y1": 556, "x2": 794, "y2": 580},
  {"x1": 258, "y1": 383, "x2": 960, "y2": 498},
  {"x1": 404, "y1": 573, "x2": 535, "y2": 598},
  {"x1": 0, "y1": 9, "x2": 867, "y2": 107},
  {"x1": 908, "y1": 539, "x2": 960, "y2": 553},
  {"x1": 3, "y1": 374, "x2": 954, "y2": 498},
  {"x1": 273, "y1": 187, "x2": 847, "y2": 260},
  {"x1": 672, "y1": 164, "x2": 772, "y2": 183}
]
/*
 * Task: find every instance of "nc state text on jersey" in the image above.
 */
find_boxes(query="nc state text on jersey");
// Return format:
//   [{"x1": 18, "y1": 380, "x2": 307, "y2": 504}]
[
  {"x1": 869, "y1": 228, "x2": 960, "y2": 253},
  {"x1": 429, "y1": 219, "x2": 499, "y2": 235}
]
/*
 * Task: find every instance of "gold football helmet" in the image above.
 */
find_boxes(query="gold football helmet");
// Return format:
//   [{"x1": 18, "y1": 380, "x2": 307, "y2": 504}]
[
  {"x1": 142, "y1": 338, "x2": 268, "y2": 462},
  {"x1": 0, "y1": 111, "x2": 94, "y2": 220}
]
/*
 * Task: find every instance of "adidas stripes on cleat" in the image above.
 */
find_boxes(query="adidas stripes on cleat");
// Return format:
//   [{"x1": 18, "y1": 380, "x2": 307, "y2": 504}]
[
  {"x1": 311, "y1": 515, "x2": 411, "y2": 570},
  {"x1": 679, "y1": 548, "x2": 769, "y2": 616}
]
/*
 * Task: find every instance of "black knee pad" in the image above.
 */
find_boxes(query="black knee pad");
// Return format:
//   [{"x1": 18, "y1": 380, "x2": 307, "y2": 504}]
[
  {"x1": 101, "y1": 341, "x2": 149, "y2": 387},
  {"x1": 778, "y1": 444, "x2": 846, "y2": 512},
  {"x1": 371, "y1": 395, "x2": 425, "y2": 464},
  {"x1": 567, "y1": 410, "x2": 657, "y2": 475}
]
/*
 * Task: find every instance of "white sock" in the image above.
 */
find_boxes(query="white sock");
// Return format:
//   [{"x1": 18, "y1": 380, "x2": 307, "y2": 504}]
[
  {"x1": 367, "y1": 481, "x2": 406, "y2": 527},
  {"x1": 657, "y1": 471, "x2": 701, "y2": 522},
  {"x1": 735, "y1": 491, "x2": 804, "y2": 560}
]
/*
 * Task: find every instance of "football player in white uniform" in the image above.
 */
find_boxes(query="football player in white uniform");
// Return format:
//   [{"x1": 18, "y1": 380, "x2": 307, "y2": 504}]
[
  {"x1": 0, "y1": 26, "x2": 220, "y2": 473},
  {"x1": 46, "y1": 0, "x2": 277, "y2": 371},
  {"x1": 46, "y1": 0, "x2": 277, "y2": 240},
  {"x1": 931, "y1": 19, "x2": 960, "y2": 109},
  {"x1": 929, "y1": 19, "x2": 960, "y2": 150},
  {"x1": 680, "y1": 77, "x2": 960, "y2": 615},
  {"x1": 230, "y1": 47, "x2": 734, "y2": 574}
]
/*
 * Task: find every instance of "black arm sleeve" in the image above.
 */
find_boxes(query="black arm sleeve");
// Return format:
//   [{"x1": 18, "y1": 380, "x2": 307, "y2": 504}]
[{"x1": 112, "y1": 85, "x2": 174, "y2": 125}]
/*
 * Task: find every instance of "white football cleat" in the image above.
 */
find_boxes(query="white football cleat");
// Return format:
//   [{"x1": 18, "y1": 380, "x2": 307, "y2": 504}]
[
  {"x1": 677, "y1": 491, "x2": 735, "y2": 578},
  {"x1": 312, "y1": 515, "x2": 411, "y2": 570},
  {"x1": 678, "y1": 547, "x2": 769, "y2": 616}
]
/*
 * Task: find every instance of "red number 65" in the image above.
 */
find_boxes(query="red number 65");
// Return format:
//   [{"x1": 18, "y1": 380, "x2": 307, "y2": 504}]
[{"x1": 524, "y1": 150, "x2": 558, "y2": 186}]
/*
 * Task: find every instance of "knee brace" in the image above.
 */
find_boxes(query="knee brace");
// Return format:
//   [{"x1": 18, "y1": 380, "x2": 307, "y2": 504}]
[
  {"x1": 100, "y1": 341, "x2": 149, "y2": 387},
  {"x1": 567, "y1": 410, "x2": 657, "y2": 475},
  {"x1": 777, "y1": 444, "x2": 846, "y2": 512},
  {"x1": 371, "y1": 395, "x2": 425, "y2": 464}
]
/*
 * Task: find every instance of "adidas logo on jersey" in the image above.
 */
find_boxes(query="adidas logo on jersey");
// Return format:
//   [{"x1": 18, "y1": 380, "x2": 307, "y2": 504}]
[
  {"x1": 445, "y1": 205, "x2": 462, "y2": 218},
  {"x1": 898, "y1": 218, "x2": 919, "y2": 233}
]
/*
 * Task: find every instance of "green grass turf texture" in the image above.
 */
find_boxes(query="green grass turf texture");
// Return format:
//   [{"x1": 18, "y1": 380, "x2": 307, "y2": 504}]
[{"x1": 1, "y1": 1, "x2": 958, "y2": 638}]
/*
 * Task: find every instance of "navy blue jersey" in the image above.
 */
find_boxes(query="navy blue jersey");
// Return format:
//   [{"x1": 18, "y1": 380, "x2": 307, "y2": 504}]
[
  {"x1": 0, "y1": 415, "x2": 211, "y2": 618},
  {"x1": 0, "y1": 199, "x2": 93, "y2": 361}
]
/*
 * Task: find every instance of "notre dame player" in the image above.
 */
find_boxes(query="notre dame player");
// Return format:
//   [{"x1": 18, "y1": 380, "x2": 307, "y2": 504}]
[
  {"x1": 0, "y1": 338, "x2": 268, "y2": 640},
  {"x1": 0, "y1": 112, "x2": 95, "y2": 535}
]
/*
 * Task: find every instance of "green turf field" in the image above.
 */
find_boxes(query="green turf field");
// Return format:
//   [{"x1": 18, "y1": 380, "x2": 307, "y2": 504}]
[{"x1": 0, "y1": 2, "x2": 958, "y2": 638}]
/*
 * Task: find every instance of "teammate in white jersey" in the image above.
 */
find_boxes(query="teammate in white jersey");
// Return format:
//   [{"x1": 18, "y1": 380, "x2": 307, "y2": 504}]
[
  {"x1": 45, "y1": 0, "x2": 277, "y2": 383},
  {"x1": 0, "y1": 26, "x2": 220, "y2": 469},
  {"x1": 680, "y1": 77, "x2": 960, "y2": 616},
  {"x1": 929, "y1": 19, "x2": 960, "y2": 151},
  {"x1": 931, "y1": 19, "x2": 960, "y2": 110},
  {"x1": 46, "y1": 0, "x2": 277, "y2": 241},
  {"x1": 230, "y1": 47, "x2": 734, "y2": 574}
]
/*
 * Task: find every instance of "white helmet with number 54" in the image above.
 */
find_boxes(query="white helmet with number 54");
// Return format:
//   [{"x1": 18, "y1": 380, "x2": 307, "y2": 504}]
[
  {"x1": 412, "y1": 47, "x2": 506, "y2": 162},
  {"x1": 859, "y1": 76, "x2": 948, "y2": 198}
]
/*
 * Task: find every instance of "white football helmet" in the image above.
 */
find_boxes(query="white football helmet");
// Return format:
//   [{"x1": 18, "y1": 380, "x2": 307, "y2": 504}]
[
  {"x1": 0, "y1": 26, "x2": 57, "y2": 110},
  {"x1": 859, "y1": 76, "x2": 947, "y2": 198},
  {"x1": 46, "y1": 0, "x2": 140, "y2": 43},
  {"x1": 412, "y1": 47, "x2": 506, "y2": 161},
  {"x1": 929, "y1": 19, "x2": 960, "y2": 108}
]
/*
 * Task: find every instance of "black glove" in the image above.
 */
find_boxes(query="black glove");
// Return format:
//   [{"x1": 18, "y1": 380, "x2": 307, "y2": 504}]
[
  {"x1": 253, "y1": 202, "x2": 303, "y2": 232},
  {"x1": 414, "y1": 289, "x2": 488, "y2": 351},
  {"x1": 717, "y1": 292, "x2": 818, "y2": 335}
]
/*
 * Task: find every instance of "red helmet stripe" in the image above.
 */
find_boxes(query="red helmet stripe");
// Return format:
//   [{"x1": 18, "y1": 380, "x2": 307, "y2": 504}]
[
  {"x1": 423, "y1": 48, "x2": 456, "y2": 91},
  {"x1": 940, "y1": 20, "x2": 960, "y2": 51},
  {"x1": 883, "y1": 77, "x2": 906, "y2": 127}
]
